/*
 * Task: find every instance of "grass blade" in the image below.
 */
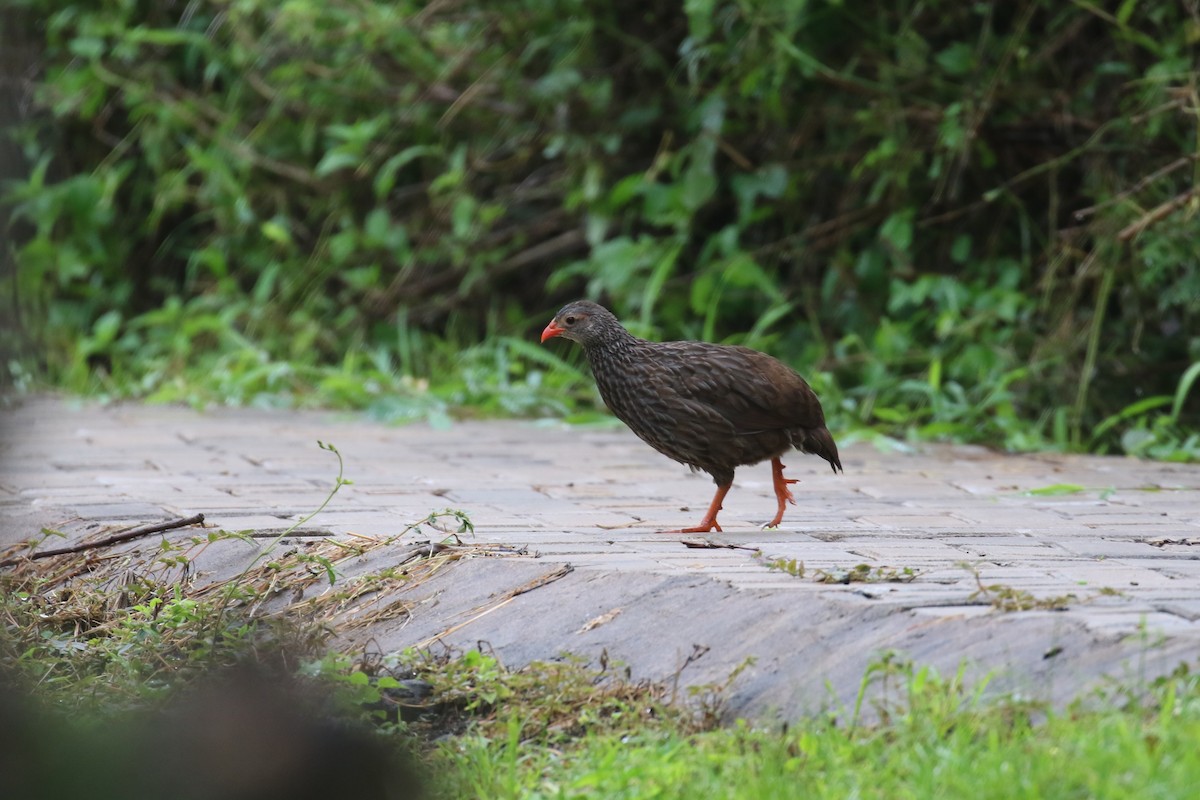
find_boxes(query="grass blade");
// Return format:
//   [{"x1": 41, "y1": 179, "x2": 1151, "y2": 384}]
[{"x1": 1170, "y1": 361, "x2": 1200, "y2": 423}]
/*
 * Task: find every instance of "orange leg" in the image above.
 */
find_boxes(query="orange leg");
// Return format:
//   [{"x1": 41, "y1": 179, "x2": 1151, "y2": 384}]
[
  {"x1": 666, "y1": 482, "x2": 731, "y2": 534},
  {"x1": 766, "y1": 457, "x2": 799, "y2": 528}
]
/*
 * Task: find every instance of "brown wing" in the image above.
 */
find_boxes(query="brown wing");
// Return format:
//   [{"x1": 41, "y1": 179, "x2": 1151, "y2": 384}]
[
  {"x1": 654, "y1": 342, "x2": 841, "y2": 473},
  {"x1": 653, "y1": 342, "x2": 828, "y2": 435}
]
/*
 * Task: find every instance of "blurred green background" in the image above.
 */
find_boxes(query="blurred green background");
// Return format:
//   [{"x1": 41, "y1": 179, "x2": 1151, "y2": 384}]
[{"x1": 2, "y1": 0, "x2": 1197, "y2": 458}]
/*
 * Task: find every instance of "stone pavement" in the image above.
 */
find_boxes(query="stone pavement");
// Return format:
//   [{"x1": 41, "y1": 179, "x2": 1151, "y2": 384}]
[{"x1": 2, "y1": 397, "x2": 1199, "y2": 719}]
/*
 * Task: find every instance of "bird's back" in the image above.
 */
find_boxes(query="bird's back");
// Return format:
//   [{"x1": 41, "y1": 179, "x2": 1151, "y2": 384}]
[{"x1": 586, "y1": 338, "x2": 840, "y2": 479}]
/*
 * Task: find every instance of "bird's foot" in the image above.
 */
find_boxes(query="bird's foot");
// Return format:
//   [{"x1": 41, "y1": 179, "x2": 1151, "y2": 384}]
[
  {"x1": 665, "y1": 519, "x2": 723, "y2": 534},
  {"x1": 665, "y1": 483, "x2": 730, "y2": 534}
]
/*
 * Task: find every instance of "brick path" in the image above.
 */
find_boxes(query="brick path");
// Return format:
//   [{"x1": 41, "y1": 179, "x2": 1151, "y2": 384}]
[{"x1": 2, "y1": 398, "x2": 1198, "y2": 718}]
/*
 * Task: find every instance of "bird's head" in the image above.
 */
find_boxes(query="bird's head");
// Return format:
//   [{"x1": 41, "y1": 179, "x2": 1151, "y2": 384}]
[{"x1": 540, "y1": 300, "x2": 618, "y2": 347}]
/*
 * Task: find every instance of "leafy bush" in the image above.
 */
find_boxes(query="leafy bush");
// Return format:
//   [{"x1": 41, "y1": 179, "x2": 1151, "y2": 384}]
[{"x1": 2, "y1": 0, "x2": 1197, "y2": 456}]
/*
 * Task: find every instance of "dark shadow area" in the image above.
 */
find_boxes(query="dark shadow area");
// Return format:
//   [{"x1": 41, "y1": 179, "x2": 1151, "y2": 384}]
[{"x1": 0, "y1": 665, "x2": 426, "y2": 800}]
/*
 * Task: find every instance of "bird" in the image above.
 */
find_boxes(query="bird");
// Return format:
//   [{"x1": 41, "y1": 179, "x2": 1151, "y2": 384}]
[{"x1": 540, "y1": 300, "x2": 842, "y2": 533}]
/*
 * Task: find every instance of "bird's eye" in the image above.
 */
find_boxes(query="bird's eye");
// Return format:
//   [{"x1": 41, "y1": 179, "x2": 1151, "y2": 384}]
[{"x1": 564, "y1": 315, "x2": 577, "y2": 325}]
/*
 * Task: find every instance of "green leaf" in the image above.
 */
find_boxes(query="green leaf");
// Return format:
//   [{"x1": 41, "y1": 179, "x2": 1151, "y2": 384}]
[
  {"x1": 1121, "y1": 428, "x2": 1156, "y2": 454},
  {"x1": 451, "y1": 196, "x2": 476, "y2": 238},
  {"x1": 82, "y1": 310, "x2": 123, "y2": 355},
  {"x1": 950, "y1": 235, "x2": 971, "y2": 264},
  {"x1": 125, "y1": 28, "x2": 207, "y2": 47},
  {"x1": 872, "y1": 407, "x2": 911, "y2": 423},
  {"x1": 374, "y1": 145, "x2": 439, "y2": 198},
  {"x1": 681, "y1": 167, "x2": 717, "y2": 212},
  {"x1": 935, "y1": 42, "x2": 975, "y2": 76},
  {"x1": 684, "y1": 0, "x2": 716, "y2": 41},
  {"x1": 1025, "y1": 483, "x2": 1086, "y2": 496},
  {"x1": 1117, "y1": 0, "x2": 1138, "y2": 25},
  {"x1": 608, "y1": 174, "x2": 645, "y2": 209},
  {"x1": 260, "y1": 219, "x2": 291, "y2": 245},
  {"x1": 880, "y1": 211, "x2": 914, "y2": 253},
  {"x1": 1170, "y1": 361, "x2": 1200, "y2": 423},
  {"x1": 1092, "y1": 395, "x2": 1173, "y2": 441},
  {"x1": 314, "y1": 150, "x2": 360, "y2": 177},
  {"x1": 68, "y1": 37, "x2": 105, "y2": 59},
  {"x1": 364, "y1": 208, "x2": 390, "y2": 244}
]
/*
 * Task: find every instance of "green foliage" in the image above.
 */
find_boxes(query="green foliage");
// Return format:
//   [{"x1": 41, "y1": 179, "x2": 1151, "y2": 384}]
[
  {"x1": 759, "y1": 554, "x2": 805, "y2": 577},
  {"x1": 813, "y1": 563, "x2": 919, "y2": 584},
  {"x1": 756, "y1": 556, "x2": 918, "y2": 584},
  {"x1": 0, "y1": 557, "x2": 313, "y2": 708},
  {"x1": 430, "y1": 655, "x2": 1200, "y2": 799},
  {"x1": 3, "y1": 0, "x2": 1198, "y2": 455},
  {"x1": 300, "y1": 652, "x2": 411, "y2": 727},
  {"x1": 405, "y1": 647, "x2": 697, "y2": 744},
  {"x1": 963, "y1": 563, "x2": 1078, "y2": 612}
]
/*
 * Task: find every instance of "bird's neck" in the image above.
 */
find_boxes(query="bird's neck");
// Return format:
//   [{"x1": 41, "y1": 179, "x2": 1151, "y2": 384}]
[
  {"x1": 582, "y1": 327, "x2": 643, "y2": 371},
  {"x1": 581, "y1": 333, "x2": 644, "y2": 412}
]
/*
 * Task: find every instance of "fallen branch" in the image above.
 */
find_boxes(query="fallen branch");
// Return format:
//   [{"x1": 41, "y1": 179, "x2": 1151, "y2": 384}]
[
  {"x1": 1074, "y1": 154, "x2": 1198, "y2": 220},
  {"x1": 680, "y1": 537, "x2": 760, "y2": 551},
  {"x1": 0, "y1": 514, "x2": 206, "y2": 567},
  {"x1": 247, "y1": 528, "x2": 332, "y2": 538},
  {"x1": 1147, "y1": 537, "x2": 1198, "y2": 548},
  {"x1": 398, "y1": 541, "x2": 452, "y2": 564},
  {"x1": 1118, "y1": 188, "x2": 1199, "y2": 241}
]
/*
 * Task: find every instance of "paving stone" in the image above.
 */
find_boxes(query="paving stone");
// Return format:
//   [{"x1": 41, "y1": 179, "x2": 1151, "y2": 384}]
[
  {"x1": 853, "y1": 513, "x2": 975, "y2": 529},
  {"x1": 1052, "y1": 538, "x2": 1179, "y2": 558},
  {"x1": 1068, "y1": 512, "x2": 1189, "y2": 526},
  {"x1": 3, "y1": 397, "x2": 1199, "y2": 721},
  {"x1": 1077, "y1": 610, "x2": 1198, "y2": 635},
  {"x1": 910, "y1": 604, "x2": 994, "y2": 619},
  {"x1": 842, "y1": 541, "x2": 979, "y2": 560},
  {"x1": 554, "y1": 554, "x2": 666, "y2": 570},
  {"x1": 1145, "y1": 563, "x2": 1200, "y2": 582},
  {"x1": 67, "y1": 502, "x2": 176, "y2": 520},
  {"x1": 1154, "y1": 600, "x2": 1200, "y2": 621}
]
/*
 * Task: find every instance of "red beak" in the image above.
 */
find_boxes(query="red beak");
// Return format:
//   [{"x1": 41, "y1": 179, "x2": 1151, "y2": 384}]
[{"x1": 540, "y1": 320, "x2": 565, "y2": 343}]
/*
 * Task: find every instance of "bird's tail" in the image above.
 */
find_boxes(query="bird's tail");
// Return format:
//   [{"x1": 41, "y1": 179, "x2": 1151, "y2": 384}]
[{"x1": 802, "y1": 426, "x2": 843, "y2": 474}]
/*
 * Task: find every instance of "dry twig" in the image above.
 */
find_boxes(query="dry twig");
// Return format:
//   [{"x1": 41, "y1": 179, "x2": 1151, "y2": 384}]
[
  {"x1": 0, "y1": 514, "x2": 206, "y2": 568},
  {"x1": 679, "y1": 537, "x2": 759, "y2": 551},
  {"x1": 1117, "y1": 188, "x2": 1199, "y2": 241}
]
